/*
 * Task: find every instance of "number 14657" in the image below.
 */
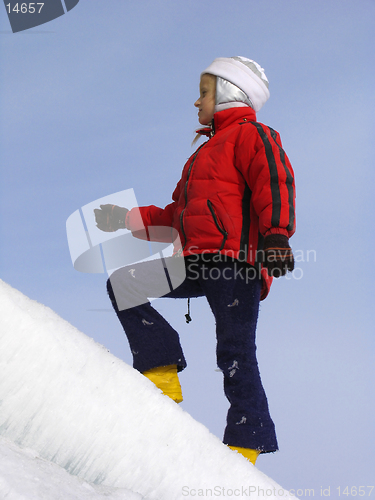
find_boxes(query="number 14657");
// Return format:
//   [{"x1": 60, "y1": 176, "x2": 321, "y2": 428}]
[{"x1": 6, "y1": 3, "x2": 44, "y2": 14}]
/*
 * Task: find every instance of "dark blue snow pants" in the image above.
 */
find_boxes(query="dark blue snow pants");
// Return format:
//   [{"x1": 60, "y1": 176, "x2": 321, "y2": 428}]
[{"x1": 107, "y1": 254, "x2": 278, "y2": 452}]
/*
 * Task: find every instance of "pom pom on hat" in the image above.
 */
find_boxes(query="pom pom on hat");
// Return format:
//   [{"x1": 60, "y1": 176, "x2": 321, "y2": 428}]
[{"x1": 202, "y1": 56, "x2": 270, "y2": 112}]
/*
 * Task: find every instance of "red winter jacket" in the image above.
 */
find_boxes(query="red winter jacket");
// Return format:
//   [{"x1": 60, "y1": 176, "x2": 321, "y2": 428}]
[{"x1": 126, "y1": 107, "x2": 296, "y2": 299}]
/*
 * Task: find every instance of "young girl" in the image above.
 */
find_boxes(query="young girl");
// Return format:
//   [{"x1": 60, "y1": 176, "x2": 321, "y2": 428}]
[{"x1": 95, "y1": 56, "x2": 296, "y2": 465}]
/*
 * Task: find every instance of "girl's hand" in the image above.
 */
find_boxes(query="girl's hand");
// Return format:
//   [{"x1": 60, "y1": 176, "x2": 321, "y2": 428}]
[
  {"x1": 94, "y1": 204, "x2": 129, "y2": 232},
  {"x1": 263, "y1": 234, "x2": 294, "y2": 278}
]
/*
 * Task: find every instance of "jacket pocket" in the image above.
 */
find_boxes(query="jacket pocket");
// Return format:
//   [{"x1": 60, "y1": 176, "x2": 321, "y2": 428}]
[{"x1": 207, "y1": 199, "x2": 228, "y2": 251}]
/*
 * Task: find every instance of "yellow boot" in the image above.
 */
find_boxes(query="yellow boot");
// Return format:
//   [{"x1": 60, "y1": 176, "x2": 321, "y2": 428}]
[
  {"x1": 142, "y1": 364, "x2": 183, "y2": 403},
  {"x1": 228, "y1": 445, "x2": 260, "y2": 465}
]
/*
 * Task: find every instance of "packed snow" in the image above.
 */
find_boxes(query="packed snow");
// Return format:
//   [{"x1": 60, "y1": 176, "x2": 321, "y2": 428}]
[
  {"x1": 0, "y1": 435, "x2": 144, "y2": 500},
  {"x1": 0, "y1": 279, "x2": 294, "y2": 499}
]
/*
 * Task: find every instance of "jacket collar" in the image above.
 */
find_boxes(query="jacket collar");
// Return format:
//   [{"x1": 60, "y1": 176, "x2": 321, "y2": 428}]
[
  {"x1": 196, "y1": 107, "x2": 257, "y2": 138},
  {"x1": 214, "y1": 106, "x2": 257, "y2": 131}
]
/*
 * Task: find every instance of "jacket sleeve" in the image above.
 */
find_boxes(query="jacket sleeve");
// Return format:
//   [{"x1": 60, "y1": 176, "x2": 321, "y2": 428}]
[
  {"x1": 125, "y1": 178, "x2": 182, "y2": 242},
  {"x1": 236, "y1": 123, "x2": 296, "y2": 238}
]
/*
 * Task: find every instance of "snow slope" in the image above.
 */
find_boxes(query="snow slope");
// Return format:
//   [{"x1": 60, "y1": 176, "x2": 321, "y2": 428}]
[
  {"x1": 0, "y1": 279, "x2": 293, "y2": 499},
  {"x1": 0, "y1": 435, "x2": 144, "y2": 500}
]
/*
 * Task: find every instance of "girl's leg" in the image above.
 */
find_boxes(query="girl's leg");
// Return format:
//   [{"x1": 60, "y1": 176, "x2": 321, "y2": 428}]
[
  {"x1": 107, "y1": 256, "x2": 203, "y2": 373},
  {"x1": 194, "y1": 257, "x2": 278, "y2": 453}
]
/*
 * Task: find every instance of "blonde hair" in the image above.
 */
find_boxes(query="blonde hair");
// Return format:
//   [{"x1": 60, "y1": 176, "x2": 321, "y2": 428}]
[{"x1": 192, "y1": 132, "x2": 204, "y2": 146}]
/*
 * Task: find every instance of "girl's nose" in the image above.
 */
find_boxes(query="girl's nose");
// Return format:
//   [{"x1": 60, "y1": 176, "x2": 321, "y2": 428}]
[{"x1": 194, "y1": 98, "x2": 200, "y2": 108}]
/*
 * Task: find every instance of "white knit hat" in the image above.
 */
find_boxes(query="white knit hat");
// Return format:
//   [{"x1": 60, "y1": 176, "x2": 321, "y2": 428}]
[{"x1": 202, "y1": 56, "x2": 270, "y2": 112}]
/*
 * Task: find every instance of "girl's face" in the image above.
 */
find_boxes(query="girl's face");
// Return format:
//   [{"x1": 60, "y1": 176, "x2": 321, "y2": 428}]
[{"x1": 194, "y1": 74, "x2": 216, "y2": 125}]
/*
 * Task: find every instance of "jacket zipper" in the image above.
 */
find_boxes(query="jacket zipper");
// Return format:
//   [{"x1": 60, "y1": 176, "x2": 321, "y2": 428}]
[
  {"x1": 207, "y1": 199, "x2": 228, "y2": 251},
  {"x1": 179, "y1": 144, "x2": 205, "y2": 251}
]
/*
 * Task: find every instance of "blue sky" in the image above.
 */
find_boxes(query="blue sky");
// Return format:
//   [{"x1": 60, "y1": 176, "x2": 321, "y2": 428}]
[{"x1": 1, "y1": 0, "x2": 374, "y2": 494}]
